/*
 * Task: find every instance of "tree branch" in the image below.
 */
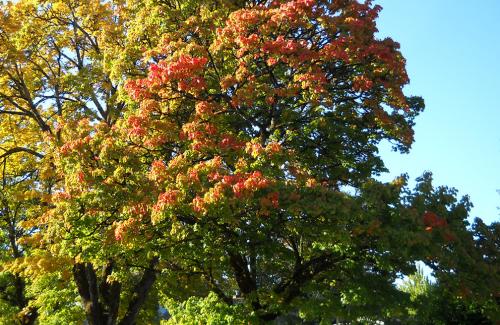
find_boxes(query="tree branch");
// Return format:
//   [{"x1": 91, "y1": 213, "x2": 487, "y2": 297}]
[
  {"x1": 274, "y1": 252, "x2": 345, "y2": 304},
  {"x1": 98, "y1": 261, "x2": 121, "y2": 325},
  {"x1": 73, "y1": 263, "x2": 105, "y2": 325},
  {"x1": 0, "y1": 147, "x2": 44, "y2": 160},
  {"x1": 118, "y1": 257, "x2": 159, "y2": 325}
]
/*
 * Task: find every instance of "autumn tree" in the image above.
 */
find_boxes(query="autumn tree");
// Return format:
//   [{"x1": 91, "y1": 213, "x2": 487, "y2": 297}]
[
  {"x1": 0, "y1": 0, "x2": 243, "y2": 323},
  {"x1": 0, "y1": 0, "x2": 498, "y2": 324},
  {"x1": 0, "y1": 0, "x2": 141, "y2": 322}
]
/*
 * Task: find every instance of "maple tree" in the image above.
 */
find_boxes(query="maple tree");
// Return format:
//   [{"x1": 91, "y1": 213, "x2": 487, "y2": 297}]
[
  {"x1": 0, "y1": 0, "x2": 498, "y2": 324},
  {"x1": 0, "y1": 0, "x2": 143, "y2": 322}
]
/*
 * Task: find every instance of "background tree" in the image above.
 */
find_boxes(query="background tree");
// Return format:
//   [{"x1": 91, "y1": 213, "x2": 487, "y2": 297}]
[{"x1": 400, "y1": 248, "x2": 498, "y2": 325}]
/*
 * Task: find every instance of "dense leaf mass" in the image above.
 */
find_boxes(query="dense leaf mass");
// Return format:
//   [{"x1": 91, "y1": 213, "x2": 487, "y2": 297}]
[{"x1": 0, "y1": 0, "x2": 498, "y2": 324}]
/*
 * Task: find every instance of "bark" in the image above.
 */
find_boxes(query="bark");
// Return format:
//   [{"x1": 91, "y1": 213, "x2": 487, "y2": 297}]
[
  {"x1": 100, "y1": 261, "x2": 121, "y2": 325},
  {"x1": 73, "y1": 263, "x2": 106, "y2": 325},
  {"x1": 0, "y1": 147, "x2": 44, "y2": 160},
  {"x1": 259, "y1": 252, "x2": 346, "y2": 321},
  {"x1": 74, "y1": 257, "x2": 160, "y2": 325},
  {"x1": 19, "y1": 306, "x2": 38, "y2": 325},
  {"x1": 228, "y1": 252, "x2": 264, "y2": 312},
  {"x1": 1, "y1": 205, "x2": 38, "y2": 324},
  {"x1": 118, "y1": 256, "x2": 159, "y2": 325},
  {"x1": 228, "y1": 252, "x2": 257, "y2": 295},
  {"x1": 12, "y1": 275, "x2": 38, "y2": 325},
  {"x1": 274, "y1": 252, "x2": 340, "y2": 304}
]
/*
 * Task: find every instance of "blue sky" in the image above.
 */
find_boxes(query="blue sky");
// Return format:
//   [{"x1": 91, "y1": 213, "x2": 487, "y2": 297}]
[{"x1": 374, "y1": 0, "x2": 500, "y2": 225}]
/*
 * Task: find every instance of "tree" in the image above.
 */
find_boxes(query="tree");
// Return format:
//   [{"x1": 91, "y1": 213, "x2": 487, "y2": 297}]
[
  {"x1": 0, "y1": 0, "x2": 142, "y2": 323},
  {"x1": 0, "y1": 0, "x2": 249, "y2": 323},
  {"x1": 0, "y1": 0, "x2": 498, "y2": 324},
  {"x1": 399, "y1": 244, "x2": 498, "y2": 325}
]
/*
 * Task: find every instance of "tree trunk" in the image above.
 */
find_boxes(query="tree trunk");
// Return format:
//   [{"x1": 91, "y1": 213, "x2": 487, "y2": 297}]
[
  {"x1": 73, "y1": 258, "x2": 159, "y2": 325},
  {"x1": 73, "y1": 263, "x2": 106, "y2": 325},
  {"x1": 118, "y1": 257, "x2": 159, "y2": 325}
]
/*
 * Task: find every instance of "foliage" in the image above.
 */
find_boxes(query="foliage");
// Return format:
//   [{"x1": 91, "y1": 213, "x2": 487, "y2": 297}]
[
  {"x1": 161, "y1": 292, "x2": 255, "y2": 324},
  {"x1": 0, "y1": 0, "x2": 498, "y2": 324},
  {"x1": 399, "y1": 264, "x2": 497, "y2": 324}
]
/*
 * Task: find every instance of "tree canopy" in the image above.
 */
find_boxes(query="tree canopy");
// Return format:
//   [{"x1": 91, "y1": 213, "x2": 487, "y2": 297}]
[{"x1": 0, "y1": 0, "x2": 498, "y2": 324}]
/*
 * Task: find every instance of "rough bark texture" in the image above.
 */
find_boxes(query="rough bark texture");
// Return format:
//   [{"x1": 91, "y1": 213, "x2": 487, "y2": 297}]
[{"x1": 74, "y1": 257, "x2": 159, "y2": 325}]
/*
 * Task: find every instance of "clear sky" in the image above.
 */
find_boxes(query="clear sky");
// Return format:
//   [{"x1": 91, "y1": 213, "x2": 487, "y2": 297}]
[{"x1": 374, "y1": 0, "x2": 500, "y2": 225}]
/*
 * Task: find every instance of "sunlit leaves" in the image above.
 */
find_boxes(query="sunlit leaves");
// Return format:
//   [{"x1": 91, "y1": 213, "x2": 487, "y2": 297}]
[{"x1": 0, "y1": 0, "x2": 497, "y2": 323}]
